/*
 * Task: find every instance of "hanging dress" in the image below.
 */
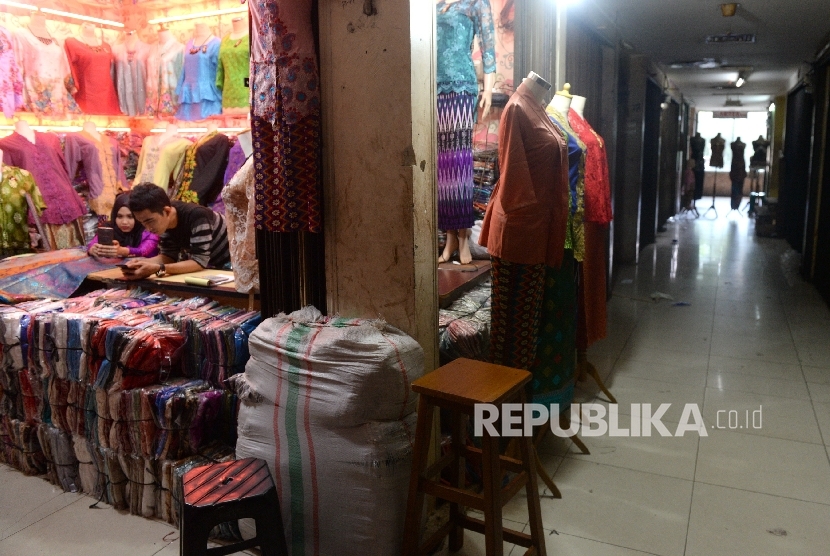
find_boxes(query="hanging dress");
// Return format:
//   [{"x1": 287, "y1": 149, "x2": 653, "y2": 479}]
[{"x1": 175, "y1": 36, "x2": 222, "y2": 121}]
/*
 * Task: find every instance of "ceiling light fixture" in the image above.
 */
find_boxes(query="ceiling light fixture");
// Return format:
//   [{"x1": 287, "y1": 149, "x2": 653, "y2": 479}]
[
  {"x1": 720, "y1": 3, "x2": 738, "y2": 17},
  {"x1": 735, "y1": 77, "x2": 745, "y2": 87},
  {"x1": 40, "y1": 8, "x2": 124, "y2": 27}
]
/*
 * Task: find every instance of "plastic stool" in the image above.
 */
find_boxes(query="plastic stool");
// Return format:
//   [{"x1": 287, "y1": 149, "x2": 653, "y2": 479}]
[
  {"x1": 402, "y1": 358, "x2": 546, "y2": 556},
  {"x1": 180, "y1": 457, "x2": 287, "y2": 556}
]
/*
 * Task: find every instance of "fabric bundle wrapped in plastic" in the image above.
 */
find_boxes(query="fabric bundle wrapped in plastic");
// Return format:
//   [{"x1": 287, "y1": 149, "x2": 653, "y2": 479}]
[
  {"x1": 47, "y1": 376, "x2": 71, "y2": 432},
  {"x1": 36, "y1": 424, "x2": 79, "y2": 492},
  {"x1": 18, "y1": 368, "x2": 45, "y2": 424},
  {"x1": 234, "y1": 306, "x2": 424, "y2": 555},
  {"x1": 118, "y1": 452, "x2": 158, "y2": 518},
  {"x1": 438, "y1": 279, "x2": 492, "y2": 364},
  {"x1": 66, "y1": 380, "x2": 87, "y2": 437},
  {"x1": 0, "y1": 366, "x2": 23, "y2": 420},
  {"x1": 50, "y1": 312, "x2": 87, "y2": 382},
  {"x1": 73, "y1": 434, "x2": 106, "y2": 500},
  {"x1": 0, "y1": 309, "x2": 26, "y2": 372},
  {"x1": 4, "y1": 417, "x2": 46, "y2": 475},
  {"x1": 109, "y1": 324, "x2": 184, "y2": 391},
  {"x1": 101, "y1": 445, "x2": 128, "y2": 510},
  {"x1": 152, "y1": 379, "x2": 213, "y2": 460}
]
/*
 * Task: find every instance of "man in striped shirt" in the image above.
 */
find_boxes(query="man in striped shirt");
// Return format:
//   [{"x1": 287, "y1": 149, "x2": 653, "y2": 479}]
[{"x1": 121, "y1": 183, "x2": 230, "y2": 280}]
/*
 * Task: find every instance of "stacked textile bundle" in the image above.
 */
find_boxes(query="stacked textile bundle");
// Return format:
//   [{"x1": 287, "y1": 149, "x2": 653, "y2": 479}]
[
  {"x1": 233, "y1": 306, "x2": 423, "y2": 556},
  {"x1": 438, "y1": 279, "x2": 493, "y2": 364},
  {"x1": 472, "y1": 148, "x2": 498, "y2": 218},
  {"x1": 0, "y1": 287, "x2": 258, "y2": 532}
]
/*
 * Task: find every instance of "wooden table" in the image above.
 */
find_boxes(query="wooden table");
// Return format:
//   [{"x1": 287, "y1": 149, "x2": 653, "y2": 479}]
[
  {"x1": 83, "y1": 268, "x2": 259, "y2": 310},
  {"x1": 438, "y1": 260, "x2": 491, "y2": 309}
]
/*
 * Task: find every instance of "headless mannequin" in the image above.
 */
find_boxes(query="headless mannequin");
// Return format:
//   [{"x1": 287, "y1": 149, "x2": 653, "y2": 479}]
[
  {"x1": 193, "y1": 23, "x2": 212, "y2": 42},
  {"x1": 158, "y1": 28, "x2": 172, "y2": 44},
  {"x1": 437, "y1": 0, "x2": 497, "y2": 265},
  {"x1": 206, "y1": 121, "x2": 219, "y2": 133},
  {"x1": 521, "y1": 71, "x2": 551, "y2": 105},
  {"x1": 159, "y1": 122, "x2": 178, "y2": 145},
  {"x1": 570, "y1": 94, "x2": 586, "y2": 118},
  {"x1": 230, "y1": 17, "x2": 247, "y2": 39},
  {"x1": 79, "y1": 23, "x2": 100, "y2": 47},
  {"x1": 124, "y1": 29, "x2": 139, "y2": 50},
  {"x1": 549, "y1": 82, "x2": 572, "y2": 114},
  {"x1": 15, "y1": 120, "x2": 35, "y2": 144},
  {"x1": 237, "y1": 130, "x2": 253, "y2": 158},
  {"x1": 28, "y1": 13, "x2": 50, "y2": 39},
  {"x1": 82, "y1": 121, "x2": 101, "y2": 142}
]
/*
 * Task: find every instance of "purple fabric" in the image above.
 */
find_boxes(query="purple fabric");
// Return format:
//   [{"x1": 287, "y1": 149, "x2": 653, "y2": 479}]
[
  {"x1": 64, "y1": 134, "x2": 104, "y2": 199},
  {"x1": 88, "y1": 229, "x2": 160, "y2": 258},
  {"x1": 0, "y1": 132, "x2": 87, "y2": 225},
  {"x1": 210, "y1": 141, "x2": 247, "y2": 215}
]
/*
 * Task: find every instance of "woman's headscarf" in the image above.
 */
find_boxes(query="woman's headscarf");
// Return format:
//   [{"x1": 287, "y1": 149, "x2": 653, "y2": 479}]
[{"x1": 109, "y1": 193, "x2": 145, "y2": 248}]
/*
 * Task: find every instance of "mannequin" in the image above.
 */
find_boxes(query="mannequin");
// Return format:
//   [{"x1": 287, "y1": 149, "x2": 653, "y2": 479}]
[
  {"x1": 82, "y1": 120, "x2": 101, "y2": 142},
  {"x1": 436, "y1": 0, "x2": 498, "y2": 265},
  {"x1": 206, "y1": 121, "x2": 219, "y2": 133},
  {"x1": 177, "y1": 23, "x2": 221, "y2": 120},
  {"x1": 729, "y1": 137, "x2": 747, "y2": 211},
  {"x1": 14, "y1": 120, "x2": 35, "y2": 144},
  {"x1": 158, "y1": 28, "x2": 172, "y2": 44},
  {"x1": 146, "y1": 28, "x2": 184, "y2": 117},
  {"x1": 750, "y1": 134, "x2": 770, "y2": 167},
  {"x1": 690, "y1": 132, "x2": 706, "y2": 201},
  {"x1": 570, "y1": 94, "x2": 586, "y2": 118},
  {"x1": 237, "y1": 129, "x2": 253, "y2": 158},
  {"x1": 124, "y1": 29, "x2": 139, "y2": 50},
  {"x1": 28, "y1": 13, "x2": 49, "y2": 39},
  {"x1": 193, "y1": 23, "x2": 212, "y2": 42},
  {"x1": 230, "y1": 17, "x2": 247, "y2": 39},
  {"x1": 710, "y1": 133, "x2": 726, "y2": 168},
  {"x1": 549, "y1": 82, "x2": 572, "y2": 114},
  {"x1": 79, "y1": 23, "x2": 100, "y2": 47},
  {"x1": 567, "y1": 93, "x2": 616, "y2": 402},
  {"x1": 522, "y1": 71, "x2": 551, "y2": 104},
  {"x1": 161, "y1": 122, "x2": 179, "y2": 141}
]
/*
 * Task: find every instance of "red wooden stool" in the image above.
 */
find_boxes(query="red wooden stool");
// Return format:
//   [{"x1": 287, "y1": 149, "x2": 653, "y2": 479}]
[
  {"x1": 402, "y1": 358, "x2": 546, "y2": 556},
  {"x1": 180, "y1": 457, "x2": 287, "y2": 556}
]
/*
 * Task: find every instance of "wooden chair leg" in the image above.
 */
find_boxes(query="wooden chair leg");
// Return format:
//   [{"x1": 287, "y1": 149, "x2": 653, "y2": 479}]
[
  {"x1": 448, "y1": 411, "x2": 465, "y2": 553},
  {"x1": 586, "y1": 360, "x2": 617, "y2": 404},
  {"x1": 517, "y1": 405, "x2": 546, "y2": 556},
  {"x1": 402, "y1": 395, "x2": 435, "y2": 556},
  {"x1": 481, "y1": 432, "x2": 504, "y2": 556}
]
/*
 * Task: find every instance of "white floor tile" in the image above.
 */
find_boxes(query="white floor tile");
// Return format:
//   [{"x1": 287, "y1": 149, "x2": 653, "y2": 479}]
[
  {"x1": 685, "y1": 482, "x2": 830, "y2": 556},
  {"x1": 708, "y1": 355, "x2": 804, "y2": 381},
  {"x1": 533, "y1": 526, "x2": 659, "y2": 556},
  {"x1": 706, "y1": 371, "x2": 811, "y2": 400},
  {"x1": 695, "y1": 430, "x2": 830, "y2": 504}
]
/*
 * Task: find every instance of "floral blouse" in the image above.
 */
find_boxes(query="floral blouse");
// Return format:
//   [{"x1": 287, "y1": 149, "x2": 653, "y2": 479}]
[
  {"x1": 0, "y1": 26, "x2": 23, "y2": 118},
  {"x1": 0, "y1": 166, "x2": 45, "y2": 255},
  {"x1": 436, "y1": 0, "x2": 497, "y2": 94},
  {"x1": 145, "y1": 37, "x2": 185, "y2": 117},
  {"x1": 13, "y1": 28, "x2": 79, "y2": 116}
]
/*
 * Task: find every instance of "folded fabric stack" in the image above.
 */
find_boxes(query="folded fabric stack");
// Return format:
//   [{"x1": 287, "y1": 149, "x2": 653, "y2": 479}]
[
  {"x1": 438, "y1": 278, "x2": 492, "y2": 364},
  {"x1": 234, "y1": 306, "x2": 424, "y2": 555},
  {"x1": 0, "y1": 287, "x2": 257, "y2": 533}
]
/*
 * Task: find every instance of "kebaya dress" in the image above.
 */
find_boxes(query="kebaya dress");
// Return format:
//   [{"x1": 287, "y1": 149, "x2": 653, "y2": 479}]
[
  {"x1": 112, "y1": 40, "x2": 151, "y2": 116},
  {"x1": 145, "y1": 36, "x2": 184, "y2": 117},
  {"x1": 0, "y1": 26, "x2": 24, "y2": 118},
  {"x1": 176, "y1": 37, "x2": 222, "y2": 121},
  {"x1": 13, "y1": 28, "x2": 77, "y2": 116},
  {"x1": 216, "y1": 34, "x2": 250, "y2": 110},
  {"x1": 436, "y1": 0, "x2": 496, "y2": 231},
  {"x1": 64, "y1": 38, "x2": 121, "y2": 115}
]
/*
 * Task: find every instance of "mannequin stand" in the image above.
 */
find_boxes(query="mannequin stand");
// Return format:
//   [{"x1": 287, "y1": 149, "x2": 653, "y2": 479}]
[
  {"x1": 742, "y1": 168, "x2": 762, "y2": 214},
  {"x1": 576, "y1": 349, "x2": 617, "y2": 403},
  {"x1": 704, "y1": 168, "x2": 720, "y2": 218}
]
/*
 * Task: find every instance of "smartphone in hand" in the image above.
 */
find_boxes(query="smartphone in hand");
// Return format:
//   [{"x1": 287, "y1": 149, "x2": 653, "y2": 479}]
[
  {"x1": 116, "y1": 263, "x2": 135, "y2": 275},
  {"x1": 98, "y1": 227, "x2": 114, "y2": 246}
]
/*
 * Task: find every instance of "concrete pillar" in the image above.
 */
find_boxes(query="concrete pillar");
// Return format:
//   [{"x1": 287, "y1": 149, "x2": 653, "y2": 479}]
[
  {"x1": 614, "y1": 52, "x2": 647, "y2": 265},
  {"x1": 319, "y1": 1, "x2": 438, "y2": 369}
]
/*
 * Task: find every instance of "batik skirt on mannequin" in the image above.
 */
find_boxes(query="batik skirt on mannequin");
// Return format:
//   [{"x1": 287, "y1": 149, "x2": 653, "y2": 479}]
[
  {"x1": 488, "y1": 257, "x2": 546, "y2": 370},
  {"x1": 529, "y1": 251, "x2": 577, "y2": 407},
  {"x1": 437, "y1": 91, "x2": 476, "y2": 231}
]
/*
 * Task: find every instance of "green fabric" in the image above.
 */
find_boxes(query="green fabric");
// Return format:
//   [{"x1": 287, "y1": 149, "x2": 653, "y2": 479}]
[
  {"x1": 215, "y1": 34, "x2": 250, "y2": 109},
  {"x1": 0, "y1": 166, "x2": 44, "y2": 256},
  {"x1": 530, "y1": 251, "x2": 577, "y2": 408},
  {"x1": 284, "y1": 324, "x2": 307, "y2": 556}
]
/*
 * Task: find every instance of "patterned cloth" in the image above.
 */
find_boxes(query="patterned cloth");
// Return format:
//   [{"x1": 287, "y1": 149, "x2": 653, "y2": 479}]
[
  {"x1": 0, "y1": 26, "x2": 23, "y2": 118},
  {"x1": 488, "y1": 256, "x2": 546, "y2": 370},
  {"x1": 0, "y1": 166, "x2": 44, "y2": 256},
  {"x1": 13, "y1": 28, "x2": 78, "y2": 116},
  {"x1": 216, "y1": 34, "x2": 250, "y2": 109},
  {"x1": 437, "y1": 91, "x2": 476, "y2": 230},
  {"x1": 547, "y1": 106, "x2": 586, "y2": 262},
  {"x1": 436, "y1": 0, "x2": 496, "y2": 95},
  {"x1": 112, "y1": 40, "x2": 150, "y2": 117},
  {"x1": 568, "y1": 110, "x2": 613, "y2": 224},
  {"x1": 145, "y1": 36, "x2": 184, "y2": 117},
  {"x1": 250, "y1": 0, "x2": 322, "y2": 232},
  {"x1": 529, "y1": 252, "x2": 577, "y2": 407}
]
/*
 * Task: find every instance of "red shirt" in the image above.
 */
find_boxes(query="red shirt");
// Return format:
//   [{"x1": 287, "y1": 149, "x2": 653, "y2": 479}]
[
  {"x1": 479, "y1": 83, "x2": 570, "y2": 268},
  {"x1": 568, "y1": 109, "x2": 613, "y2": 224}
]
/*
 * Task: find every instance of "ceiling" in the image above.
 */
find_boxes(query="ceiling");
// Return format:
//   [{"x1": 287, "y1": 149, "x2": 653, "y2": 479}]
[{"x1": 571, "y1": 0, "x2": 830, "y2": 111}]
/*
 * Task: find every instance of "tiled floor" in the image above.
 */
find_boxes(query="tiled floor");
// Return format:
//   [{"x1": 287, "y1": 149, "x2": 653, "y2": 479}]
[
  {"x1": 453, "y1": 200, "x2": 830, "y2": 555},
  {"x1": 2, "y1": 200, "x2": 830, "y2": 555}
]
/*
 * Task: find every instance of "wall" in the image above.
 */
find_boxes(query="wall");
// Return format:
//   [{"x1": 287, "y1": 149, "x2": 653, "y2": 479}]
[{"x1": 319, "y1": 1, "x2": 438, "y2": 370}]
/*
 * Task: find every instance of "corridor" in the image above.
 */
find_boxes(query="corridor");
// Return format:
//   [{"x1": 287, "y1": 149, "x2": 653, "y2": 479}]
[{"x1": 460, "y1": 199, "x2": 830, "y2": 555}]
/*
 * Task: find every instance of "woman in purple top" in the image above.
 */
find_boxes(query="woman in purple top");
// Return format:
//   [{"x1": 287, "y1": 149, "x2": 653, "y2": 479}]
[{"x1": 88, "y1": 193, "x2": 160, "y2": 258}]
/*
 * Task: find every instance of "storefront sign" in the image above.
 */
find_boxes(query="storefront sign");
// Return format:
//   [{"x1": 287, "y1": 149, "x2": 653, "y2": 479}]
[
  {"x1": 713, "y1": 111, "x2": 747, "y2": 118},
  {"x1": 706, "y1": 33, "x2": 756, "y2": 43}
]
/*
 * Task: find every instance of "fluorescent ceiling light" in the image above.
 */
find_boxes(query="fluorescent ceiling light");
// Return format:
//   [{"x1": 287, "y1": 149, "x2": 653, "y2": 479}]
[
  {"x1": 148, "y1": 7, "x2": 247, "y2": 25},
  {"x1": 0, "y1": 0, "x2": 36, "y2": 11},
  {"x1": 735, "y1": 77, "x2": 745, "y2": 87},
  {"x1": 40, "y1": 8, "x2": 124, "y2": 27}
]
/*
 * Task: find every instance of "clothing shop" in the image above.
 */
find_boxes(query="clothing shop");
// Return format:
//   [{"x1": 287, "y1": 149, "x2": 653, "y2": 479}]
[{"x1": 1, "y1": 0, "x2": 830, "y2": 555}]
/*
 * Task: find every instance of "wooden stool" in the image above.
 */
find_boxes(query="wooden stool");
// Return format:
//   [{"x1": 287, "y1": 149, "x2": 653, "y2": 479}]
[
  {"x1": 402, "y1": 358, "x2": 546, "y2": 556},
  {"x1": 180, "y1": 457, "x2": 287, "y2": 556}
]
